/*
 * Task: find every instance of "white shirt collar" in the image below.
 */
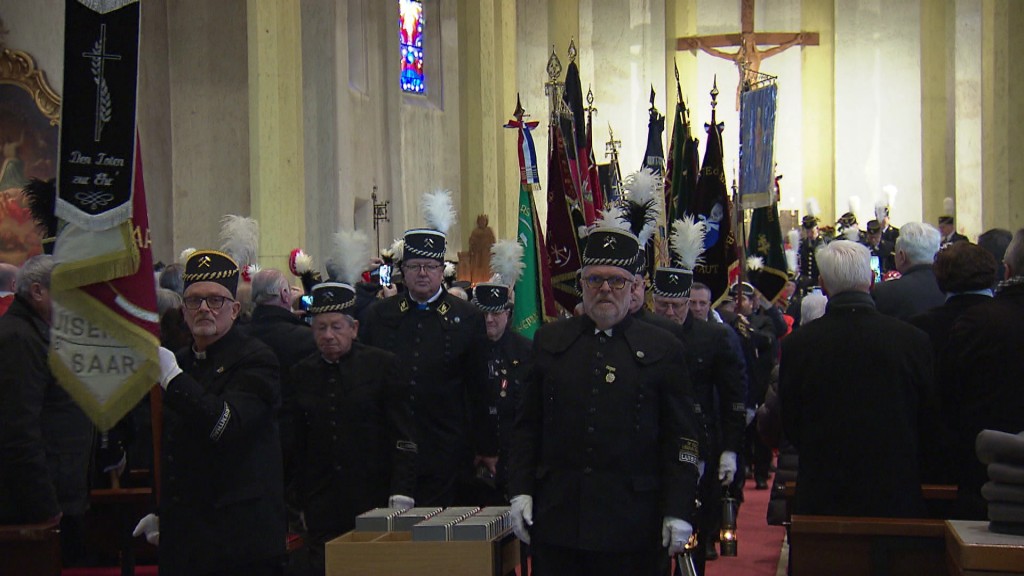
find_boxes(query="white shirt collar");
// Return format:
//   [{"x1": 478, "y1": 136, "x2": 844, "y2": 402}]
[{"x1": 411, "y1": 286, "x2": 444, "y2": 306}]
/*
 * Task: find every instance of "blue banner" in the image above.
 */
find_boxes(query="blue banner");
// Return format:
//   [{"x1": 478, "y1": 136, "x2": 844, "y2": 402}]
[{"x1": 739, "y1": 84, "x2": 777, "y2": 209}]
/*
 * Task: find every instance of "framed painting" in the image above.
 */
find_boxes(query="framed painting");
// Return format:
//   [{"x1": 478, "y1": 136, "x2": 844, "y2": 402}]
[{"x1": 0, "y1": 47, "x2": 60, "y2": 265}]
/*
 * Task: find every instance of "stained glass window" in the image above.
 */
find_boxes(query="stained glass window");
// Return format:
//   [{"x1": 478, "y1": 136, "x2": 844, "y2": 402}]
[{"x1": 399, "y1": 0, "x2": 425, "y2": 94}]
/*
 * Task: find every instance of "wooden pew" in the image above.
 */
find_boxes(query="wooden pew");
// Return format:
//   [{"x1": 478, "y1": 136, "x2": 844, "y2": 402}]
[
  {"x1": 0, "y1": 518, "x2": 62, "y2": 576},
  {"x1": 789, "y1": 514, "x2": 946, "y2": 576}
]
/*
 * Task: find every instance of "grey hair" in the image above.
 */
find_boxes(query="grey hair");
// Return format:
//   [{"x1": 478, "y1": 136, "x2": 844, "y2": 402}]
[
  {"x1": 895, "y1": 222, "x2": 941, "y2": 266},
  {"x1": 251, "y1": 269, "x2": 290, "y2": 305},
  {"x1": 15, "y1": 255, "x2": 56, "y2": 298},
  {"x1": 816, "y1": 240, "x2": 872, "y2": 295},
  {"x1": 156, "y1": 287, "x2": 183, "y2": 316},
  {"x1": 158, "y1": 263, "x2": 185, "y2": 294},
  {"x1": 1005, "y1": 228, "x2": 1024, "y2": 276}
]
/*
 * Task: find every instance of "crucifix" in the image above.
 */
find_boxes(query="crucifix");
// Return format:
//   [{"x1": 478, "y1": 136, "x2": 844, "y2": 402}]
[{"x1": 677, "y1": 0, "x2": 818, "y2": 108}]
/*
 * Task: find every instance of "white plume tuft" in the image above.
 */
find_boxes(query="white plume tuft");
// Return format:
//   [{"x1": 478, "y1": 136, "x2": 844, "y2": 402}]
[
  {"x1": 874, "y1": 201, "x2": 888, "y2": 222},
  {"x1": 747, "y1": 255, "x2": 765, "y2": 271},
  {"x1": 595, "y1": 205, "x2": 627, "y2": 231},
  {"x1": 421, "y1": 189, "x2": 457, "y2": 234},
  {"x1": 293, "y1": 251, "x2": 314, "y2": 274},
  {"x1": 848, "y1": 196, "x2": 861, "y2": 219},
  {"x1": 178, "y1": 247, "x2": 196, "y2": 264},
  {"x1": 490, "y1": 239, "x2": 525, "y2": 287},
  {"x1": 943, "y1": 196, "x2": 955, "y2": 215},
  {"x1": 806, "y1": 197, "x2": 820, "y2": 218},
  {"x1": 444, "y1": 261, "x2": 457, "y2": 279},
  {"x1": 623, "y1": 168, "x2": 662, "y2": 207},
  {"x1": 623, "y1": 168, "x2": 663, "y2": 245},
  {"x1": 389, "y1": 238, "x2": 405, "y2": 263},
  {"x1": 326, "y1": 230, "x2": 370, "y2": 286},
  {"x1": 882, "y1": 184, "x2": 898, "y2": 206},
  {"x1": 219, "y1": 215, "x2": 259, "y2": 269},
  {"x1": 670, "y1": 215, "x2": 706, "y2": 270},
  {"x1": 843, "y1": 226, "x2": 861, "y2": 241},
  {"x1": 787, "y1": 229, "x2": 801, "y2": 251}
]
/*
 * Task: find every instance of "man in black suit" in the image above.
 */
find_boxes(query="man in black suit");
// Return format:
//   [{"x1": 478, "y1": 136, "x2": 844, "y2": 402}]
[
  {"x1": 780, "y1": 240, "x2": 945, "y2": 518},
  {"x1": 286, "y1": 280, "x2": 417, "y2": 575},
  {"x1": 872, "y1": 222, "x2": 945, "y2": 319},
  {"x1": 939, "y1": 215, "x2": 969, "y2": 249},
  {"x1": 944, "y1": 228, "x2": 1024, "y2": 519},
  {"x1": 509, "y1": 225, "x2": 700, "y2": 576},
  {"x1": 135, "y1": 250, "x2": 286, "y2": 575},
  {"x1": 863, "y1": 219, "x2": 896, "y2": 275}
]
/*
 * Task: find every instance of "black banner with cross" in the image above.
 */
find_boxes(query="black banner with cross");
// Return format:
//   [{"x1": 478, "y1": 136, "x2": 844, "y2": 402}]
[{"x1": 57, "y1": 0, "x2": 140, "y2": 231}]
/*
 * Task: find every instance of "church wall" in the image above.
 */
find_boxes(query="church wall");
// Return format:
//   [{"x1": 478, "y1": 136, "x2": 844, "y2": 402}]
[
  {"x1": 0, "y1": 0, "x2": 64, "y2": 94},
  {"x1": 515, "y1": 0, "x2": 552, "y2": 227},
  {"x1": 138, "y1": 0, "x2": 174, "y2": 264},
  {"x1": 954, "y1": 0, "x2": 982, "y2": 239}
]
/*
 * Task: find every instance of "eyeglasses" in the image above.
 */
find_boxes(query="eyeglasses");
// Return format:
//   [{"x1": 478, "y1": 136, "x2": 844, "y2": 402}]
[
  {"x1": 183, "y1": 295, "x2": 234, "y2": 310},
  {"x1": 403, "y1": 263, "x2": 444, "y2": 274},
  {"x1": 583, "y1": 275, "x2": 633, "y2": 291}
]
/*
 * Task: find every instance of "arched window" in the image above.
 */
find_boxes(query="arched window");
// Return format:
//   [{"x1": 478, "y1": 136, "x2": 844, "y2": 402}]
[{"x1": 399, "y1": 0, "x2": 425, "y2": 94}]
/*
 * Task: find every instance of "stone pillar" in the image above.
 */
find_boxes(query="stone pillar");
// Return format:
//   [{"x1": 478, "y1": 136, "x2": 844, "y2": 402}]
[
  {"x1": 955, "y1": 0, "x2": 982, "y2": 239},
  {"x1": 801, "y1": 0, "x2": 834, "y2": 222},
  {"x1": 920, "y1": 0, "x2": 954, "y2": 229},
  {"x1": 246, "y1": 0, "x2": 305, "y2": 272},
  {"x1": 457, "y1": 0, "x2": 518, "y2": 243}
]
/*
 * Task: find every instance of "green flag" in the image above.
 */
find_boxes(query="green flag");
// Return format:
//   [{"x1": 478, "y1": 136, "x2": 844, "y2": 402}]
[
  {"x1": 747, "y1": 191, "x2": 789, "y2": 304},
  {"x1": 513, "y1": 183, "x2": 549, "y2": 338}
]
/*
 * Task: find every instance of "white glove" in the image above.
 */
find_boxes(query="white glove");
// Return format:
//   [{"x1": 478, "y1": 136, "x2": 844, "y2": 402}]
[
  {"x1": 132, "y1": 513, "x2": 160, "y2": 546},
  {"x1": 510, "y1": 494, "x2": 533, "y2": 544},
  {"x1": 718, "y1": 450, "x2": 738, "y2": 485},
  {"x1": 158, "y1": 347, "x2": 183, "y2": 389},
  {"x1": 745, "y1": 408, "x2": 756, "y2": 426},
  {"x1": 661, "y1": 516, "x2": 693, "y2": 556},
  {"x1": 388, "y1": 494, "x2": 414, "y2": 510}
]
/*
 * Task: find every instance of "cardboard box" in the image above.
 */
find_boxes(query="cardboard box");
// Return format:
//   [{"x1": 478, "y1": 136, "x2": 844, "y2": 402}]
[{"x1": 325, "y1": 530, "x2": 519, "y2": 576}]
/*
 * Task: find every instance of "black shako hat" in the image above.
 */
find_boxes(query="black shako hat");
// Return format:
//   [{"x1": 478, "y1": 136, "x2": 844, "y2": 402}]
[
  {"x1": 309, "y1": 281, "x2": 355, "y2": 315},
  {"x1": 582, "y1": 228, "x2": 641, "y2": 274},
  {"x1": 183, "y1": 250, "x2": 240, "y2": 296},
  {"x1": 472, "y1": 283, "x2": 510, "y2": 312}
]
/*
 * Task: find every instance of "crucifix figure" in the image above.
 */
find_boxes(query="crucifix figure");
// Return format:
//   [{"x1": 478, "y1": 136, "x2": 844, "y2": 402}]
[{"x1": 677, "y1": 0, "x2": 818, "y2": 108}]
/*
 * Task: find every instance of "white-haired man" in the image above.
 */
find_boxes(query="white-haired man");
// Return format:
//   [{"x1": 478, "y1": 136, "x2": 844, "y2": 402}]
[
  {"x1": 872, "y1": 221, "x2": 944, "y2": 319},
  {"x1": 780, "y1": 241, "x2": 944, "y2": 519}
]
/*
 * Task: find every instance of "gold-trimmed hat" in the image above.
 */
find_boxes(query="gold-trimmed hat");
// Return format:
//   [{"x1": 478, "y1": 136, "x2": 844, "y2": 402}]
[{"x1": 183, "y1": 250, "x2": 240, "y2": 296}]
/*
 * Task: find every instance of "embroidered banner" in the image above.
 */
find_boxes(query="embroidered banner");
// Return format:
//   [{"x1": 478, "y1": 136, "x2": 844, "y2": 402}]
[{"x1": 739, "y1": 84, "x2": 778, "y2": 210}]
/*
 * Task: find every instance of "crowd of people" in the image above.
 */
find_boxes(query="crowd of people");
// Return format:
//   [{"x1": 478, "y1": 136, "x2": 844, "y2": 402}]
[{"x1": 1, "y1": 183, "x2": 1022, "y2": 576}]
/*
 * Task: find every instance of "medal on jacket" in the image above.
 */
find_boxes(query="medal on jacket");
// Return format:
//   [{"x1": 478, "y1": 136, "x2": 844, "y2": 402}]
[
  {"x1": 605, "y1": 365, "x2": 616, "y2": 383},
  {"x1": 500, "y1": 378, "x2": 508, "y2": 398}
]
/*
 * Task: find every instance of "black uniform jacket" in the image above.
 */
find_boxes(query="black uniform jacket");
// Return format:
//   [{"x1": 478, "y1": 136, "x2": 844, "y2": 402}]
[
  {"x1": 360, "y1": 291, "x2": 490, "y2": 480},
  {"x1": 161, "y1": 327, "x2": 285, "y2": 575},
  {"x1": 479, "y1": 329, "x2": 533, "y2": 490},
  {"x1": 285, "y1": 342, "x2": 417, "y2": 534},
  {"x1": 680, "y1": 314, "x2": 747, "y2": 456},
  {"x1": 780, "y1": 291, "x2": 944, "y2": 518},
  {"x1": 510, "y1": 315, "x2": 700, "y2": 552},
  {"x1": 0, "y1": 296, "x2": 93, "y2": 522}
]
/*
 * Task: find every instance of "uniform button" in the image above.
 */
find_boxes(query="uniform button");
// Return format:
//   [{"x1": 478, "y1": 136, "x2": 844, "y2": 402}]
[
  {"x1": 412, "y1": 366, "x2": 418, "y2": 372},
  {"x1": 587, "y1": 426, "x2": 594, "y2": 433},
  {"x1": 410, "y1": 380, "x2": 416, "y2": 386},
  {"x1": 167, "y1": 455, "x2": 174, "y2": 463},
  {"x1": 334, "y1": 465, "x2": 342, "y2": 472},
  {"x1": 586, "y1": 447, "x2": 593, "y2": 454},
  {"x1": 410, "y1": 395, "x2": 415, "y2": 401},
  {"x1": 592, "y1": 388, "x2": 599, "y2": 395},
  {"x1": 584, "y1": 467, "x2": 593, "y2": 474},
  {"x1": 588, "y1": 407, "x2": 596, "y2": 414},
  {"x1": 595, "y1": 352, "x2": 604, "y2": 359},
  {"x1": 332, "y1": 435, "x2": 338, "y2": 441},
  {"x1": 417, "y1": 323, "x2": 423, "y2": 330},
  {"x1": 593, "y1": 369, "x2": 601, "y2": 376},
  {"x1": 413, "y1": 351, "x2": 420, "y2": 358}
]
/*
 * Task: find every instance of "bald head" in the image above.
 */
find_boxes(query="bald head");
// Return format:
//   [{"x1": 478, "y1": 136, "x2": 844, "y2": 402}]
[{"x1": 0, "y1": 263, "x2": 17, "y2": 293}]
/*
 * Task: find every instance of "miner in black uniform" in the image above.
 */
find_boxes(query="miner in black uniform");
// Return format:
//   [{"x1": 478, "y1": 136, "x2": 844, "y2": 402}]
[
  {"x1": 286, "y1": 278, "x2": 417, "y2": 575},
  {"x1": 134, "y1": 249, "x2": 286, "y2": 576},
  {"x1": 468, "y1": 240, "x2": 533, "y2": 505},
  {"x1": 863, "y1": 219, "x2": 896, "y2": 275},
  {"x1": 797, "y1": 215, "x2": 826, "y2": 293},
  {"x1": 652, "y1": 218, "x2": 747, "y2": 572},
  {"x1": 509, "y1": 224, "x2": 701, "y2": 576},
  {"x1": 875, "y1": 200, "x2": 900, "y2": 246},
  {"x1": 359, "y1": 190, "x2": 491, "y2": 507}
]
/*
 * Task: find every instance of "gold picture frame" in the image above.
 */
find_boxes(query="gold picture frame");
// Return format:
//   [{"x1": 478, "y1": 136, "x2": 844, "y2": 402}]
[{"x1": 0, "y1": 47, "x2": 60, "y2": 265}]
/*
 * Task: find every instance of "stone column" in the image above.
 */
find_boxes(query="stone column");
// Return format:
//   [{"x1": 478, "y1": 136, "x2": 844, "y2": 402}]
[
  {"x1": 246, "y1": 0, "x2": 305, "y2": 272},
  {"x1": 920, "y1": 0, "x2": 955, "y2": 228},
  {"x1": 801, "y1": 0, "x2": 834, "y2": 222},
  {"x1": 955, "y1": 0, "x2": 982, "y2": 239}
]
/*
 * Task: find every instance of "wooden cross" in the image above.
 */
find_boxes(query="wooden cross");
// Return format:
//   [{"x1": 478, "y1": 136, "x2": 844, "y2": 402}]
[{"x1": 677, "y1": 0, "x2": 818, "y2": 106}]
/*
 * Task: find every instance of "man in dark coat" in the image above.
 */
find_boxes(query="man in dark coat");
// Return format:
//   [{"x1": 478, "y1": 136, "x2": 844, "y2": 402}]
[
  {"x1": 135, "y1": 249, "x2": 285, "y2": 576},
  {"x1": 509, "y1": 225, "x2": 700, "y2": 576},
  {"x1": 469, "y1": 270, "x2": 533, "y2": 505},
  {"x1": 797, "y1": 216, "x2": 826, "y2": 293},
  {"x1": 248, "y1": 269, "x2": 316, "y2": 374},
  {"x1": 286, "y1": 280, "x2": 417, "y2": 575},
  {"x1": 863, "y1": 219, "x2": 896, "y2": 276},
  {"x1": 873, "y1": 222, "x2": 945, "y2": 319},
  {"x1": 780, "y1": 240, "x2": 944, "y2": 518},
  {"x1": 360, "y1": 209, "x2": 491, "y2": 507},
  {"x1": 944, "y1": 228, "x2": 1024, "y2": 519},
  {"x1": 939, "y1": 215, "x2": 970, "y2": 249},
  {"x1": 0, "y1": 255, "x2": 94, "y2": 564}
]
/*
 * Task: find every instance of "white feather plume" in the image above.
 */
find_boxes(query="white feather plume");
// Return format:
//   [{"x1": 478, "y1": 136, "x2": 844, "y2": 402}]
[
  {"x1": 219, "y1": 215, "x2": 259, "y2": 268},
  {"x1": 444, "y1": 261, "x2": 457, "y2": 279},
  {"x1": 806, "y1": 197, "x2": 820, "y2": 218},
  {"x1": 421, "y1": 189, "x2": 457, "y2": 234},
  {"x1": 670, "y1": 215, "x2": 706, "y2": 270},
  {"x1": 747, "y1": 255, "x2": 765, "y2": 271},
  {"x1": 490, "y1": 239, "x2": 525, "y2": 287},
  {"x1": 623, "y1": 168, "x2": 663, "y2": 245},
  {"x1": 595, "y1": 205, "x2": 627, "y2": 231},
  {"x1": 882, "y1": 185, "x2": 898, "y2": 207},
  {"x1": 389, "y1": 238, "x2": 405, "y2": 263},
  {"x1": 178, "y1": 247, "x2": 196, "y2": 264},
  {"x1": 848, "y1": 196, "x2": 861, "y2": 220},
  {"x1": 943, "y1": 196, "x2": 955, "y2": 215},
  {"x1": 293, "y1": 250, "x2": 315, "y2": 274},
  {"x1": 326, "y1": 229, "x2": 370, "y2": 286},
  {"x1": 787, "y1": 229, "x2": 801, "y2": 251},
  {"x1": 843, "y1": 226, "x2": 861, "y2": 242}
]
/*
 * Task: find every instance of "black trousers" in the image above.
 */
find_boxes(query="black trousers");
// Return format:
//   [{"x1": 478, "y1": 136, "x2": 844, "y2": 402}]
[{"x1": 531, "y1": 541, "x2": 668, "y2": 576}]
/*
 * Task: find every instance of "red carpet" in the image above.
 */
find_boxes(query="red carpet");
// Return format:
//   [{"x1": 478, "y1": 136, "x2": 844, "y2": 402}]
[{"x1": 707, "y1": 473, "x2": 785, "y2": 576}]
